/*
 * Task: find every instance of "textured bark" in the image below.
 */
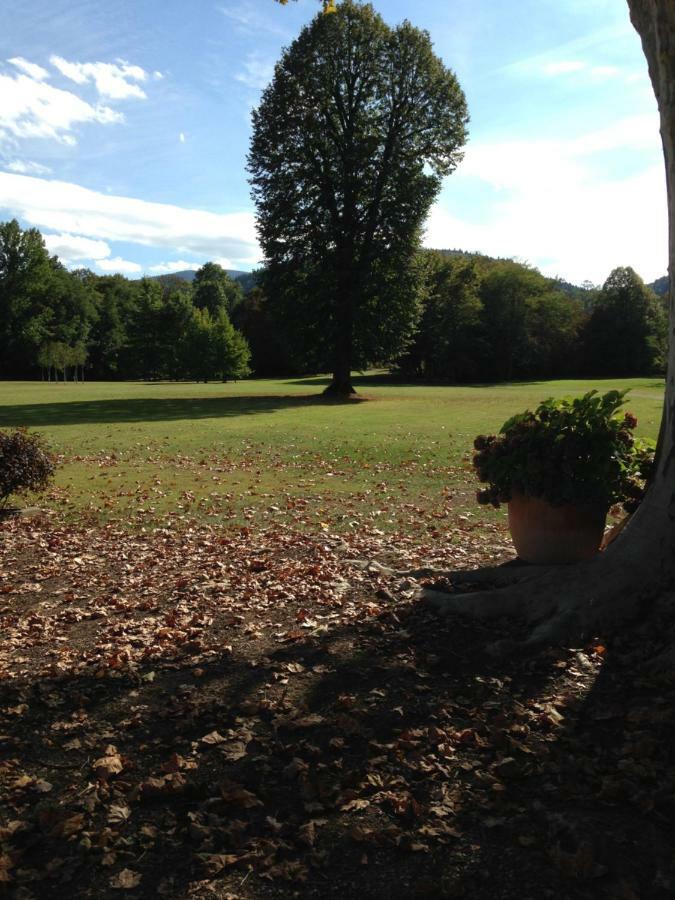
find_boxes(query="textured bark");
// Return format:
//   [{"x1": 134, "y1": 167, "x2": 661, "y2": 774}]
[{"x1": 426, "y1": 1, "x2": 675, "y2": 652}]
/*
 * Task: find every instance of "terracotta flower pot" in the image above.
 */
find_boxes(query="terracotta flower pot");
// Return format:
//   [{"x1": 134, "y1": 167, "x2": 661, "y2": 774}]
[{"x1": 507, "y1": 493, "x2": 607, "y2": 565}]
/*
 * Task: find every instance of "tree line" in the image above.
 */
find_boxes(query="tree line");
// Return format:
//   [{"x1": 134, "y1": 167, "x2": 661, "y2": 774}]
[
  {"x1": 0, "y1": 218, "x2": 667, "y2": 383},
  {"x1": 0, "y1": 220, "x2": 251, "y2": 382},
  {"x1": 238, "y1": 250, "x2": 667, "y2": 382}
]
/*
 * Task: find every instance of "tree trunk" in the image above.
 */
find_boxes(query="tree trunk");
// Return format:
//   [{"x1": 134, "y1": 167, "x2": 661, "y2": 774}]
[
  {"x1": 624, "y1": 0, "x2": 675, "y2": 556},
  {"x1": 324, "y1": 262, "x2": 357, "y2": 397},
  {"x1": 422, "y1": 1, "x2": 675, "y2": 655}
]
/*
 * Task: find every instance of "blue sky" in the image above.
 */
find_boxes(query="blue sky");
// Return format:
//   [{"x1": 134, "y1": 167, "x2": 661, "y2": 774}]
[{"x1": 0, "y1": 0, "x2": 666, "y2": 285}]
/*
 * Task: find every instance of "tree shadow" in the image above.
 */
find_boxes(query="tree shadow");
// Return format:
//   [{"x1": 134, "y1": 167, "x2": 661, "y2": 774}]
[
  {"x1": 0, "y1": 392, "x2": 367, "y2": 428},
  {"x1": 2, "y1": 570, "x2": 673, "y2": 898},
  {"x1": 0, "y1": 589, "x2": 559, "y2": 899}
]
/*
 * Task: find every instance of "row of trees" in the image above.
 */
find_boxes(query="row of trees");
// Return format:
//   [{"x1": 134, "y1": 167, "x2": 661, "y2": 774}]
[
  {"x1": 398, "y1": 253, "x2": 667, "y2": 382},
  {"x1": 0, "y1": 217, "x2": 666, "y2": 383},
  {"x1": 236, "y1": 251, "x2": 667, "y2": 382},
  {"x1": 0, "y1": 220, "x2": 251, "y2": 382}
]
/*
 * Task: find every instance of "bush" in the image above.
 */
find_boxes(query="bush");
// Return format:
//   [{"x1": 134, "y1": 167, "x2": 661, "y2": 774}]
[
  {"x1": 472, "y1": 390, "x2": 654, "y2": 511},
  {"x1": 0, "y1": 429, "x2": 55, "y2": 508}
]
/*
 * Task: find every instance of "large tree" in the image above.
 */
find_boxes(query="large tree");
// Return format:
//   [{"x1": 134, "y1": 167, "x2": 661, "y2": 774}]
[{"x1": 250, "y1": 0, "x2": 468, "y2": 395}]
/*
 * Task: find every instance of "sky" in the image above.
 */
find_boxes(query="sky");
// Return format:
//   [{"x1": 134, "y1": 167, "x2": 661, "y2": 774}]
[{"x1": 0, "y1": 0, "x2": 667, "y2": 286}]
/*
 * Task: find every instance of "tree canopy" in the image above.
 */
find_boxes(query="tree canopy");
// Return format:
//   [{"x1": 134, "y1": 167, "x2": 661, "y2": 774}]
[{"x1": 249, "y1": 0, "x2": 468, "y2": 394}]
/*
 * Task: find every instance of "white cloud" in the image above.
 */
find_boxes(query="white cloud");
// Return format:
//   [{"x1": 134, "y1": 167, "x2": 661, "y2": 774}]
[
  {"x1": 43, "y1": 232, "x2": 111, "y2": 262},
  {"x1": 235, "y1": 53, "x2": 274, "y2": 91},
  {"x1": 4, "y1": 159, "x2": 52, "y2": 176},
  {"x1": 0, "y1": 68, "x2": 123, "y2": 144},
  {"x1": 504, "y1": 22, "x2": 633, "y2": 77},
  {"x1": 0, "y1": 172, "x2": 259, "y2": 266},
  {"x1": 153, "y1": 70, "x2": 164, "y2": 80},
  {"x1": 591, "y1": 65, "x2": 620, "y2": 78},
  {"x1": 541, "y1": 62, "x2": 620, "y2": 80},
  {"x1": 96, "y1": 256, "x2": 142, "y2": 274},
  {"x1": 544, "y1": 60, "x2": 586, "y2": 76},
  {"x1": 425, "y1": 115, "x2": 667, "y2": 285},
  {"x1": 50, "y1": 56, "x2": 147, "y2": 100},
  {"x1": 147, "y1": 260, "x2": 202, "y2": 274},
  {"x1": 9, "y1": 57, "x2": 49, "y2": 81}
]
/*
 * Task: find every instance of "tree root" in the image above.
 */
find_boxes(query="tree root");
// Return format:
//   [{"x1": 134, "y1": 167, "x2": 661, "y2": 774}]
[
  {"x1": 402, "y1": 562, "x2": 554, "y2": 588},
  {"x1": 418, "y1": 551, "x2": 659, "y2": 657}
]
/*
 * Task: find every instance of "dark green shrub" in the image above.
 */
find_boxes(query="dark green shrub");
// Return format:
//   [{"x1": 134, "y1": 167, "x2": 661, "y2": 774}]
[
  {"x1": 473, "y1": 390, "x2": 653, "y2": 511},
  {"x1": 0, "y1": 429, "x2": 55, "y2": 508}
]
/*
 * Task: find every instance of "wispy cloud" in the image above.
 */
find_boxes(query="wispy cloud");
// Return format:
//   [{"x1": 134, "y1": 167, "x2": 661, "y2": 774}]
[
  {"x1": 50, "y1": 56, "x2": 148, "y2": 100},
  {"x1": 8, "y1": 57, "x2": 49, "y2": 81},
  {"x1": 96, "y1": 256, "x2": 142, "y2": 274},
  {"x1": 544, "y1": 60, "x2": 586, "y2": 76},
  {"x1": 43, "y1": 232, "x2": 111, "y2": 262},
  {"x1": 4, "y1": 159, "x2": 52, "y2": 176},
  {"x1": 147, "y1": 259, "x2": 202, "y2": 274},
  {"x1": 0, "y1": 67, "x2": 122, "y2": 145},
  {"x1": 235, "y1": 53, "x2": 274, "y2": 91},
  {"x1": 0, "y1": 172, "x2": 260, "y2": 266},
  {"x1": 504, "y1": 21, "x2": 632, "y2": 77},
  {"x1": 218, "y1": 2, "x2": 291, "y2": 39},
  {"x1": 543, "y1": 60, "x2": 620, "y2": 79}
]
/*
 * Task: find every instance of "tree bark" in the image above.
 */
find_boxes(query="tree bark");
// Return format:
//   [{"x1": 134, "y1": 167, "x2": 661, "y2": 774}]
[
  {"x1": 623, "y1": 0, "x2": 675, "y2": 560},
  {"x1": 324, "y1": 258, "x2": 357, "y2": 397}
]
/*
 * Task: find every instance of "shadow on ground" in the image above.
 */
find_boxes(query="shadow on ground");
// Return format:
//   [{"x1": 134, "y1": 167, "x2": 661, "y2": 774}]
[
  {"x1": 3, "y1": 569, "x2": 673, "y2": 900},
  {"x1": 0, "y1": 392, "x2": 366, "y2": 428}
]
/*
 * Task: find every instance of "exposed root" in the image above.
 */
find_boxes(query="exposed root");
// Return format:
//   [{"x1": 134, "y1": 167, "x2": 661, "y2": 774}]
[
  {"x1": 406, "y1": 562, "x2": 556, "y2": 588},
  {"x1": 419, "y1": 548, "x2": 661, "y2": 656}
]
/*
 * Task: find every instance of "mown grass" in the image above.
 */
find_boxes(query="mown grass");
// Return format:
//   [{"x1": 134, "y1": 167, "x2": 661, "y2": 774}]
[{"x1": 0, "y1": 373, "x2": 664, "y2": 532}]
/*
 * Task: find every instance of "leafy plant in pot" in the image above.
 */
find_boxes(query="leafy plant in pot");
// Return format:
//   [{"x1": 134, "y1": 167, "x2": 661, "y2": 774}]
[{"x1": 472, "y1": 390, "x2": 654, "y2": 565}]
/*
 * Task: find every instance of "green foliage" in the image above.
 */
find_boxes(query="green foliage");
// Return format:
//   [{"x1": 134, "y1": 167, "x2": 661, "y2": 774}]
[
  {"x1": 0, "y1": 219, "x2": 55, "y2": 375},
  {"x1": 249, "y1": 1, "x2": 468, "y2": 390},
  {"x1": 584, "y1": 266, "x2": 667, "y2": 376},
  {"x1": 193, "y1": 263, "x2": 244, "y2": 316},
  {"x1": 0, "y1": 428, "x2": 55, "y2": 507},
  {"x1": 0, "y1": 221, "x2": 253, "y2": 383},
  {"x1": 473, "y1": 390, "x2": 654, "y2": 510},
  {"x1": 398, "y1": 253, "x2": 585, "y2": 382}
]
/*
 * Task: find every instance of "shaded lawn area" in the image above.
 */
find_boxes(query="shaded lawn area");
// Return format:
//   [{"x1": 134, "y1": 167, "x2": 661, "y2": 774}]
[{"x1": 2, "y1": 515, "x2": 675, "y2": 899}]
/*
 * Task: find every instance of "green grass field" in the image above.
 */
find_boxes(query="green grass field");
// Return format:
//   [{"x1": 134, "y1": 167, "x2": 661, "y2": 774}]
[{"x1": 0, "y1": 374, "x2": 665, "y2": 533}]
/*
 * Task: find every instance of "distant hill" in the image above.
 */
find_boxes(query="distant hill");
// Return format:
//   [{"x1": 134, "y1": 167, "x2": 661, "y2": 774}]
[
  {"x1": 649, "y1": 275, "x2": 669, "y2": 296},
  {"x1": 149, "y1": 268, "x2": 258, "y2": 293},
  {"x1": 150, "y1": 257, "x2": 668, "y2": 301}
]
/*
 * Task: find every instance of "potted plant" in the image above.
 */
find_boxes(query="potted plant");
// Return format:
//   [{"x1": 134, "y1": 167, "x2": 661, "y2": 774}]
[{"x1": 472, "y1": 390, "x2": 653, "y2": 564}]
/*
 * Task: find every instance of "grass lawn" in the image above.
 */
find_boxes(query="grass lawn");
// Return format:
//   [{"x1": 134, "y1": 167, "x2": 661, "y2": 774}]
[{"x1": 0, "y1": 373, "x2": 664, "y2": 533}]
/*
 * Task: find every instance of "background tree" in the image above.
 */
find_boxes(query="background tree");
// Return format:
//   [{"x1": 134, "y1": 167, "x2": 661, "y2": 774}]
[
  {"x1": 232, "y1": 285, "x2": 297, "y2": 376},
  {"x1": 193, "y1": 263, "x2": 244, "y2": 316},
  {"x1": 398, "y1": 252, "x2": 484, "y2": 381},
  {"x1": 249, "y1": 0, "x2": 468, "y2": 395},
  {"x1": 584, "y1": 266, "x2": 666, "y2": 376},
  {"x1": 0, "y1": 219, "x2": 54, "y2": 376}
]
